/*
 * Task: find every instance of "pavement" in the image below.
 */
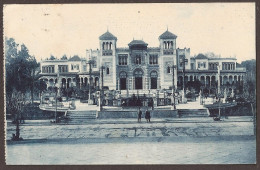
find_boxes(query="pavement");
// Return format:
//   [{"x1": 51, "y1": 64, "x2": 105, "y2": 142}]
[
  {"x1": 5, "y1": 116, "x2": 256, "y2": 164},
  {"x1": 6, "y1": 117, "x2": 254, "y2": 140},
  {"x1": 6, "y1": 136, "x2": 256, "y2": 164}
]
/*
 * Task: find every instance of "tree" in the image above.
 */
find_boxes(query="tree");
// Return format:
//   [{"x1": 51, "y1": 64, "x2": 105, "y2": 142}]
[
  {"x1": 27, "y1": 56, "x2": 40, "y2": 104},
  {"x1": 6, "y1": 91, "x2": 25, "y2": 141},
  {"x1": 241, "y1": 59, "x2": 256, "y2": 103},
  {"x1": 5, "y1": 37, "x2": 45, "y2": 105},
  {"x1": 34, "y1": 79, "x2": 47, "y2": 100}
]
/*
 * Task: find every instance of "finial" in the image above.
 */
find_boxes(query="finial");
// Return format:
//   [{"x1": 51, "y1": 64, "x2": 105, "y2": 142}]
[
  {"x1": 107, "y1": 26, "x2": 109, "y2": 32},
  {"x1": 167, "y1": 25, "x2": 168, "y2": 31},
  {"x1": 133, "y1": 37, "x2": 134, "y2": 40}
]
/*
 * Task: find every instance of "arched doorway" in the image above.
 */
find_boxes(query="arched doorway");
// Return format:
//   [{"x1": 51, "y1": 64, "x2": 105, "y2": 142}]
[
  {"x1": 150, "y1": 71, "x2": 158, "y2": 89},
  {"x1": 134, "y1": 69, "x2": 143, "y2": 90},
  {"x1": 120, "y1": 72, "x2": 127, "y2": 90}
]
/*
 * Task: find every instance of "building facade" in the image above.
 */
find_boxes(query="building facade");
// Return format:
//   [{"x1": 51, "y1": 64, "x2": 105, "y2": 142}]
[{"x1": 40, "y1": 30, "x2": 246, "y2": 98}]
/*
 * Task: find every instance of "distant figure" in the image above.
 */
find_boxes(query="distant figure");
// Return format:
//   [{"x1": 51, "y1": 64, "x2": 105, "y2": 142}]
[
  {"x1": 138, "y1": 107, "x2": 142, "y2": 122},
  {"x1": 145, "y1": 109, "x2": 151, "y2": 123}
]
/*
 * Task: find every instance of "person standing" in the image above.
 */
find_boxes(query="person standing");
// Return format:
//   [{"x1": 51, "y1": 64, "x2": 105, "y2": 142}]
[
  {"x1": 138, "y1": 107, "x2": 142, "y2": 122},
  {"x1": 145, "y1": 108, "x2": 151, "y2": 123}
]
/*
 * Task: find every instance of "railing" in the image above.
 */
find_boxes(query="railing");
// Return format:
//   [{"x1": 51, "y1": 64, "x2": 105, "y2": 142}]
[
  {"x1": 236, "y1": 67, "x2": 246, "y2": 71},
  {"x1": 163, "y1": 49, "x2": 174, "y2": 55},
  {"x1": 102, "y1": 50, "x2": 113, "y2": 56}
]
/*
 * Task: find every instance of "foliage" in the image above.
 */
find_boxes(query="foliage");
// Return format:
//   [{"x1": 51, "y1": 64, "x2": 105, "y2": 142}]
[
  {"x1": 5, "y1": 37, "x2": 41, "y2": 103},
  {"x1": 240, "y1": 59, "x2": 256, "y2": 103},
  {"x1": 241, "y1": 59, "x2": 256, "y2": 73},
  {"x1": 6, "y1": 91, "x2": 25, "y2": 141},
  {"x1": 186, "y1": 80, "x2": 201, "y2": 93}
]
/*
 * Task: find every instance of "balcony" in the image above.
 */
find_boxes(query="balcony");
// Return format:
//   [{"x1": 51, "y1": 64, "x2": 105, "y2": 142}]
[
  {"x1": 163, "y1": 49, "x2": 174, "y2": 55},
  {"x1": 236, "y1": 67, "x2": 246, "y2": 71},
  {"x1": 102, "y1": 50, "x2": 113, "y2": 56}
]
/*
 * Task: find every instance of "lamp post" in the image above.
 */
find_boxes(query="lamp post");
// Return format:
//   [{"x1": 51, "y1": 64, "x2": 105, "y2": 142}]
[
  {"x1": 55, "y1": 83, "x2": 59, "y2": 123},
  {"x1": 181, "y1": 56, "x2": 188, "y2": 103},
  {"x1": 88, "y1": 60, "x2": 94, "y2": 104},
  {"x1": 172, "y1": 65, "x2": 177, "y2": 110},
  {"x1": 100, "y1": 66, "x2": 105, "y2": 111}
]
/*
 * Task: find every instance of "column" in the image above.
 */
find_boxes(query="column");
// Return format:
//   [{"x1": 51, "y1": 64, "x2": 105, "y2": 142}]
[
  {"x1": 210, "y1": 76, "x2": 212, "y2": 87},
  {"x1": 132, "y1": 77, "x2": 135, "y2": 90},
  {"x1": 118, "y1": 79, "x2": 120, "y2": 90}
]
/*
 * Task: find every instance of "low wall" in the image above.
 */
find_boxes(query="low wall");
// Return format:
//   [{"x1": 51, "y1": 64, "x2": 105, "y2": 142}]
[{"x1": 97, "y1": 110, "x2": 178, "y2": 119}]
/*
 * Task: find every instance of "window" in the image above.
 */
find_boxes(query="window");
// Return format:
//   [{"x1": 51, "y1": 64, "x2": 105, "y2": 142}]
[
  {"x1": 135, "y1": 55, "x2": 142, "y2": 65},
  {"x1": 93, "y1": 61, "x2": 97, "y2": 68},
  {"x1": 71, "y1": 64, "x2": 79, "y2": 70},
  {"x1": 83, "y1": 65, "x2": 87, "y2": 71},
  {"x1": 149, "y1": 54, "x2": 158, "y2": 65},
  {"x1": 106, "y1": 67, "x2": 110, "y2": 74},
  {"x1": 58, "y1": 65, "x2": 68, "y2": 73},
  {"x1": 198, "y1": 62, "x2": 206, "y2": 69},
  {"x1": 150, "y1": 71, "x2": 158, "y2": 89},
  {"x1": 167, "y1": 66, "x2": 171, "y2": 73},
  {"x1": 191, "y1": 63, "x2": 194, "y2": 70},
  {"x1": 119, "y1": 54, "x2": 128, "y2": 65},
  {"x1": 42, "y1": 65, "x2": 55, "y2": 73}
]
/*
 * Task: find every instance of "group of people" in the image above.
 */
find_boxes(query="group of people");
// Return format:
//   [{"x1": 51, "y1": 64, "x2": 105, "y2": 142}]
[{"x1": 137, "y1": 107, "x2": 151, "y2": 123}]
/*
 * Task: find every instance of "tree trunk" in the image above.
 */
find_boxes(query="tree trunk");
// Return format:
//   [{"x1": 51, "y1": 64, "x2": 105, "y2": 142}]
[{"x1": 31, "y1": 86, "x2": 34, "y2": 104}]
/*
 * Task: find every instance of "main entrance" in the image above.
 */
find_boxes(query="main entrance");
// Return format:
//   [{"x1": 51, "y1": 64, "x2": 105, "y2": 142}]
[{"x1": 134, "y1": 69, "x2": 143, "y2": 89}]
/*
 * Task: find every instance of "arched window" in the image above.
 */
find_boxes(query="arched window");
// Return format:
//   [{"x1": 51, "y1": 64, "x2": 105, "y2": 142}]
[
  {"x1": 106, "y1": 67, "x2": 109, "y2": 74},
  {"x1": 134, "y1": 69, "x2": 143, "y2": 89},
  {"x1": 167, "y1": 66, "x2": 171, "y2": 73},
  {"x1": 102, "y1": 42, "x2": 105, "y2": 50}
]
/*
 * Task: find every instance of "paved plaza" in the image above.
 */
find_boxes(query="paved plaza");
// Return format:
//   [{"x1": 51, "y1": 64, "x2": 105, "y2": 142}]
[
  {"x1": 5, "y1": 116, "x2": 256, "y2": 164},
  {"x1": 6, "y1": 117, "x2": 254, "y2": 140},
  {"x1": 6, "y1": 136, "x2": 255, "y2": 164}
]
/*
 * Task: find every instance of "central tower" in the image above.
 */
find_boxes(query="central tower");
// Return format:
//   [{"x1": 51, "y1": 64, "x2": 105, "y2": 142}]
[{"x1": 99, "y1": 30, "x2": 117, "y2": 90}]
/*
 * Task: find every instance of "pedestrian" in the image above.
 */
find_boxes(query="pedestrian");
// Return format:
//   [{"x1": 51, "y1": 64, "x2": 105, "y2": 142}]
[
  {"x1": 145, "y1": 108, "x2": 151, "y2": 123},
  {"x1": 137, "y1": 107, "x2": 142, "y2": 122}
]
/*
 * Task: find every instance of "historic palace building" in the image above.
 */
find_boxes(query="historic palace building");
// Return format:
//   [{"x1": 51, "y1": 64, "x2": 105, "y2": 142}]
[{"x1": 40, "y1": 29, "x2": 246, "y2": 102}]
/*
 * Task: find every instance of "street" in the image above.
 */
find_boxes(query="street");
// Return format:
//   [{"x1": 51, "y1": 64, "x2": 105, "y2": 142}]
[{"x1": 5, "y1": 116, "x2": 256, "y2": 164}]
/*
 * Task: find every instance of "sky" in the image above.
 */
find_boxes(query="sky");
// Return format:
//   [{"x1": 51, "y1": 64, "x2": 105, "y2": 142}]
[{"x1": 3, "y1": 3, "x2": 255, "y2": 63}]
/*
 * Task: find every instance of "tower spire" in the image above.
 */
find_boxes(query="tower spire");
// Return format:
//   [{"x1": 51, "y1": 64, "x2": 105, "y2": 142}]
[
  {"x1": 167, "y1": 25, "x2": 168, "y2": 31},
  {"x1": 107, "y1": 26, "x2": 109, "y2": 32}
]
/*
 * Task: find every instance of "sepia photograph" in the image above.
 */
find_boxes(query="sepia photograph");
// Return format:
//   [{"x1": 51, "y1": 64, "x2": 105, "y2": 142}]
[{"x1": 3, "y1": 3, "x2": 256, "y2": 164}]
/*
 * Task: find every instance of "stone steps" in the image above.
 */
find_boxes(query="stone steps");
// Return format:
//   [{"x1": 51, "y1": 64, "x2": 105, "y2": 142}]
[
  {"x1": 178, "y1": 109, "x2": 209, "y2": 118},
  {"x1": 64, "y1": 111, "x2": 97, "y2": 123}
]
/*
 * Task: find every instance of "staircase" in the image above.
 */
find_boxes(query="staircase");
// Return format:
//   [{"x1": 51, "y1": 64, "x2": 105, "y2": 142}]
[
  {"x1": 178, "y1": 109, "x2": 209, "y2": 118},
  {"x1": 64, "y1": 110, "x2": 97, "y2": 124}
]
